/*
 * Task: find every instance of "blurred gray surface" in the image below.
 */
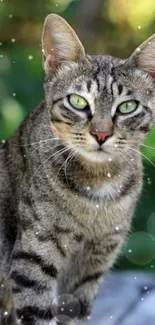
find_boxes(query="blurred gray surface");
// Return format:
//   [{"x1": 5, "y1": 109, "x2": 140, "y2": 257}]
[{"x1": 89, "y1": 272, "x2": 155, "y2": 325}]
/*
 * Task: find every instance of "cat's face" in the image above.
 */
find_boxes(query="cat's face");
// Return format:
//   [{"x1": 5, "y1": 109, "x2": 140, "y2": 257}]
[{"x1": 42, "y1": 14, "x2": 155, "y2": 163}]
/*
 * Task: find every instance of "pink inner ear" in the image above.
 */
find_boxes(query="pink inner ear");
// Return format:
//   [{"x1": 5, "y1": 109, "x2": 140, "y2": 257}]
[
  {"x1": 150, "y1": 71, "x2": 155, "y2": 78},
  {"x1": 48, "y1": 58, "x2": 58, "y2": 71}
]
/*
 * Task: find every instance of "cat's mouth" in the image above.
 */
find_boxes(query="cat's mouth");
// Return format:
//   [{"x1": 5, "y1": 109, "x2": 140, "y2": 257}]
[{"x1": 76, "y1": 144, "x2": 118, "y2": 163}]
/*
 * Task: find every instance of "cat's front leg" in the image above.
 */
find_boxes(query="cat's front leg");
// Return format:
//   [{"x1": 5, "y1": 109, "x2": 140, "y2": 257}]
[
  {"x1": 9, "y1": 236, "x2": 61, "y2": 325},
  {"x1": 54, "y1": 270, "x2": 102, "y2": 325},
  {"x1": 55, "y1": 237, "x2": 123, "y2": 325}
]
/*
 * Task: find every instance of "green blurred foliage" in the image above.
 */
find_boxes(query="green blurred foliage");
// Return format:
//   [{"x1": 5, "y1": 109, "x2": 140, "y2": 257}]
[{"x1": 0, "y1": 0, "x2": 155, "y2": 272}]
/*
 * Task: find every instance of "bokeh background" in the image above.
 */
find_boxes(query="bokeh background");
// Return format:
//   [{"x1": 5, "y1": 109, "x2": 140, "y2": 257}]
[{"x1": 0, "y1": 0, "x2": 155, "y2": 272}]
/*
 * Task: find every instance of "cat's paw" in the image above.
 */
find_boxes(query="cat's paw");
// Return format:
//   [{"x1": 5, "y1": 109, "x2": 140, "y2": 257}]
[{"x1": 49, "y1": 319, "x2": 57, "y2": 325}]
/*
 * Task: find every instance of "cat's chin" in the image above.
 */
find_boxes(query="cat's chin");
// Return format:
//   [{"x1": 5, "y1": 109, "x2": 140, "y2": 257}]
[{"x1": 78, "y1": 148, "x2": 117, "y2": 163}]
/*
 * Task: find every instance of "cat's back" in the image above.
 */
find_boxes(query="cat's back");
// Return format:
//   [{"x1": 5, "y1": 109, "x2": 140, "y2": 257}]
[{"x1": 0, "y1": 141, "x2": 17, "y2": 277}]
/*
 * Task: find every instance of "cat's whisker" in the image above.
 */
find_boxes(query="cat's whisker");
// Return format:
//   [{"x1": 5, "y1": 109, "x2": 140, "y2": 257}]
[
  {"x1": 117, "y1": 149, "x2": 136, "y2": 175},
  {"x1": 12, "y1": 136, "x2": 72, "y2": 149},
  {"x1": 116, "y1": 140, "x2": 155, "y2": 152},
  {"x1": 64, "y1": 149, "x2": 78, "y2": 184},
  {"x1": 48, "y1": 145, "x2": 72, "y2": 166},
  {"x1": 126, "y1": 146, "x2": 155, "y2": 168},
  {"x1": 29, "y1": 145, "x2": 72, "y2": 187},
  {"x1": 62, "y1": 151, "x2": 75, "y2": 185},
  {"x1": 13, "y1": 137, "x2": 60, "y2": 148},
  {"x1": 56, "y1": 145, "x2": 78, "y2": 184}
]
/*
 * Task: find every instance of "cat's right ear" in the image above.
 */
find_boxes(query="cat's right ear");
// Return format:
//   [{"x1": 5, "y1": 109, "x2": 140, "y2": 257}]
[
  {"x1": 126, "y1": 34, "x2": 155, "y2": 77},
  {"x1": 42, "y1": 14, "x2": 86, "y2": 76}
]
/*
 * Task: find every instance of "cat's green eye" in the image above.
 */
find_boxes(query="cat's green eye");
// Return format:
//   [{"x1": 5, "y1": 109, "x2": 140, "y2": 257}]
[
  {"x1": 68, "y1": 94, "x2": 88, "y2": 110},
  {"x1": 118, "y1": 100, "x2": 138, "y2": 114}
]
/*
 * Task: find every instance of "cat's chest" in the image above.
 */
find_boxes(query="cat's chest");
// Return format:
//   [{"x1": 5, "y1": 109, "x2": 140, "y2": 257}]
[{"x1": 84, "y1": 181, "x2": 120, "y2": 201}]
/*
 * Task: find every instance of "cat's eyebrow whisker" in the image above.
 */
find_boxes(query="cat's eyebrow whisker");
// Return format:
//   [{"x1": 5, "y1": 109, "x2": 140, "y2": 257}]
[{"x1": 126, "y1": 146, "x2": 155, "y2": 168}]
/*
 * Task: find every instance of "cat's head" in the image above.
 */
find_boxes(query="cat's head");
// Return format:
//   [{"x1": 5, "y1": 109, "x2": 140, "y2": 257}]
[{"x1": 42, "y1": 14, "x2": 155, "y2": 163}]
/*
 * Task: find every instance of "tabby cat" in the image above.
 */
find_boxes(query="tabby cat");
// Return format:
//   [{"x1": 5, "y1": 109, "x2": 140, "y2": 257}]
[{"x1": 0, "y1": 13, "x2": 155, "y2": 325}]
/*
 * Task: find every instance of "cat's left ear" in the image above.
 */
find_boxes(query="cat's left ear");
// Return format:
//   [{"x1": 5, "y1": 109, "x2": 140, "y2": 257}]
[
  {"x1": 42, "y1": 14, "x2": 86, "y2": 75},
  {"x1": 127, "y1": 34, "x2": 155, "y2": 77}
]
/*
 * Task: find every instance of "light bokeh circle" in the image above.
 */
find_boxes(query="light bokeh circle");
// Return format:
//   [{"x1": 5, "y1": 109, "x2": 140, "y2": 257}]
[
  {"x1": 52, "y1": 294, "x2": 80, "y2": 323},
  {"x1": 124, "y1": 231, "x2": 155, "y2": 265},
  {"x1": 147, "y1": 212, "x2": 155, "y2": 239}
]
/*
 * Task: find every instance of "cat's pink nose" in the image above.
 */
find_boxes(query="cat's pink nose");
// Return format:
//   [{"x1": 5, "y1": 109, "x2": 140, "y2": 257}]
[{"x1": 91, "y1": 130, "x2": 114, "y2": 145}]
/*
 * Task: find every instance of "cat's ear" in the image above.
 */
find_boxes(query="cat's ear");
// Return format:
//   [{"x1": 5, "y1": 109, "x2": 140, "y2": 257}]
[
  {"x1": 127, "y1": 34, "x2": 155, "y2": 77},
  {"x1": 42, "y1": 14, "x2": 86, "y2": 75}
]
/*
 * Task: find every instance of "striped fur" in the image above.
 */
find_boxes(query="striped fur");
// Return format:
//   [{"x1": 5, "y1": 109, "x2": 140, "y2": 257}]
[{"x1": 0, "y1": 13, "x2": 155, "y2": 325}]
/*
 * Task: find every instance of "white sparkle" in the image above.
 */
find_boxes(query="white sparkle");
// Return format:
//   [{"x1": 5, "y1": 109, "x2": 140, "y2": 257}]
[
  {"x1": 11, "y1": 38, "x2": 16, "y2": 43},
  {"x1": 56, "y1": 3, "x2": 58, "y2": 6},
  {"x1": 108, "y1": 157, "x2": 112, "y2": 162},
  {"x1": 144, "y1": 286, "x2": 148, "y2": 290},
  {"x1": 110, "y1": 316, "x2": 113, "y2": 319},
  {"x1": 28, "y1": 55, "x2": 33, "y2": 60},
  {"x1": 13, "y1": 60, "x2": 15, "y2": 63},
  {"x1": 148, "y1": 41, "x2": 151, "y2": 45},
  {"x1": 96, "y1": 204, "x2": 99, "y2": 208},
  {"x1": 136, "y1": 47, "x2": 141, "y2": 52},
  {"x1": 138, "y1": 25, "x2": 141, "y2": 29},
  {"x1": 114, "y1": 144, "x2": 118, "y2": 148},
  {"x1": 0, "y1": 42, "x2": 2, "y2": 46},
  {"x1": 107, "y1": 173, "x2": 111, "y2": 178},
  {"x1": 1, "y1": 284, "x2": 4, "y2": 287},
  {"x1": 12, "y1": 93, "x2": 16, "y2": 97},
  {"x1": 151, "y1": 265, "x2": 154, "y2": 268},
  {"x1": 36, "y1": 232, "x2": 39, "y2": 235},
  {"x1": 1, "y1": 139, "x2": 5, "y2": 143},
  {"x1": 134, "y1": 277, "x2": 137, "y2": 280},
  {"x1": 9, "y1": 14, "x2": 13, "y2": 18},
  {"x1": 115, "y1": 226, "x2": 119, "y2": 231},
  {"x1": 141, "y1": 297, "x2": 144, "y2": 301},
  {"x1": 64, "y1": 245, "x2": 67, "y2": 248},
  {"x1": 62, "y1": 302, "x2": 65, "y2": 305},
  {"x1": 0, "y1": 55, "x2": 3, "y2": 58},
  {"x1": 128, "y1": 249, "x2": 132, "y2": 253},
  {"x1": 4, "y1": 312, "x2": 8, "y2": 316},
  {"x1": 70, "y1": 309, "x2": 72, "y2": 312},
  {"x1": 61, "y1": 308, "x2": 64, "y2": 311},
  {"x1": 87, "y1": 186, "x2": 90, "y2": 191},
  {"x1": 131, "y1": 158, "x2": 134, "y2": 161},
  {"x1": 87, "y1": 316, "x2": 91, "y2": 320}
]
